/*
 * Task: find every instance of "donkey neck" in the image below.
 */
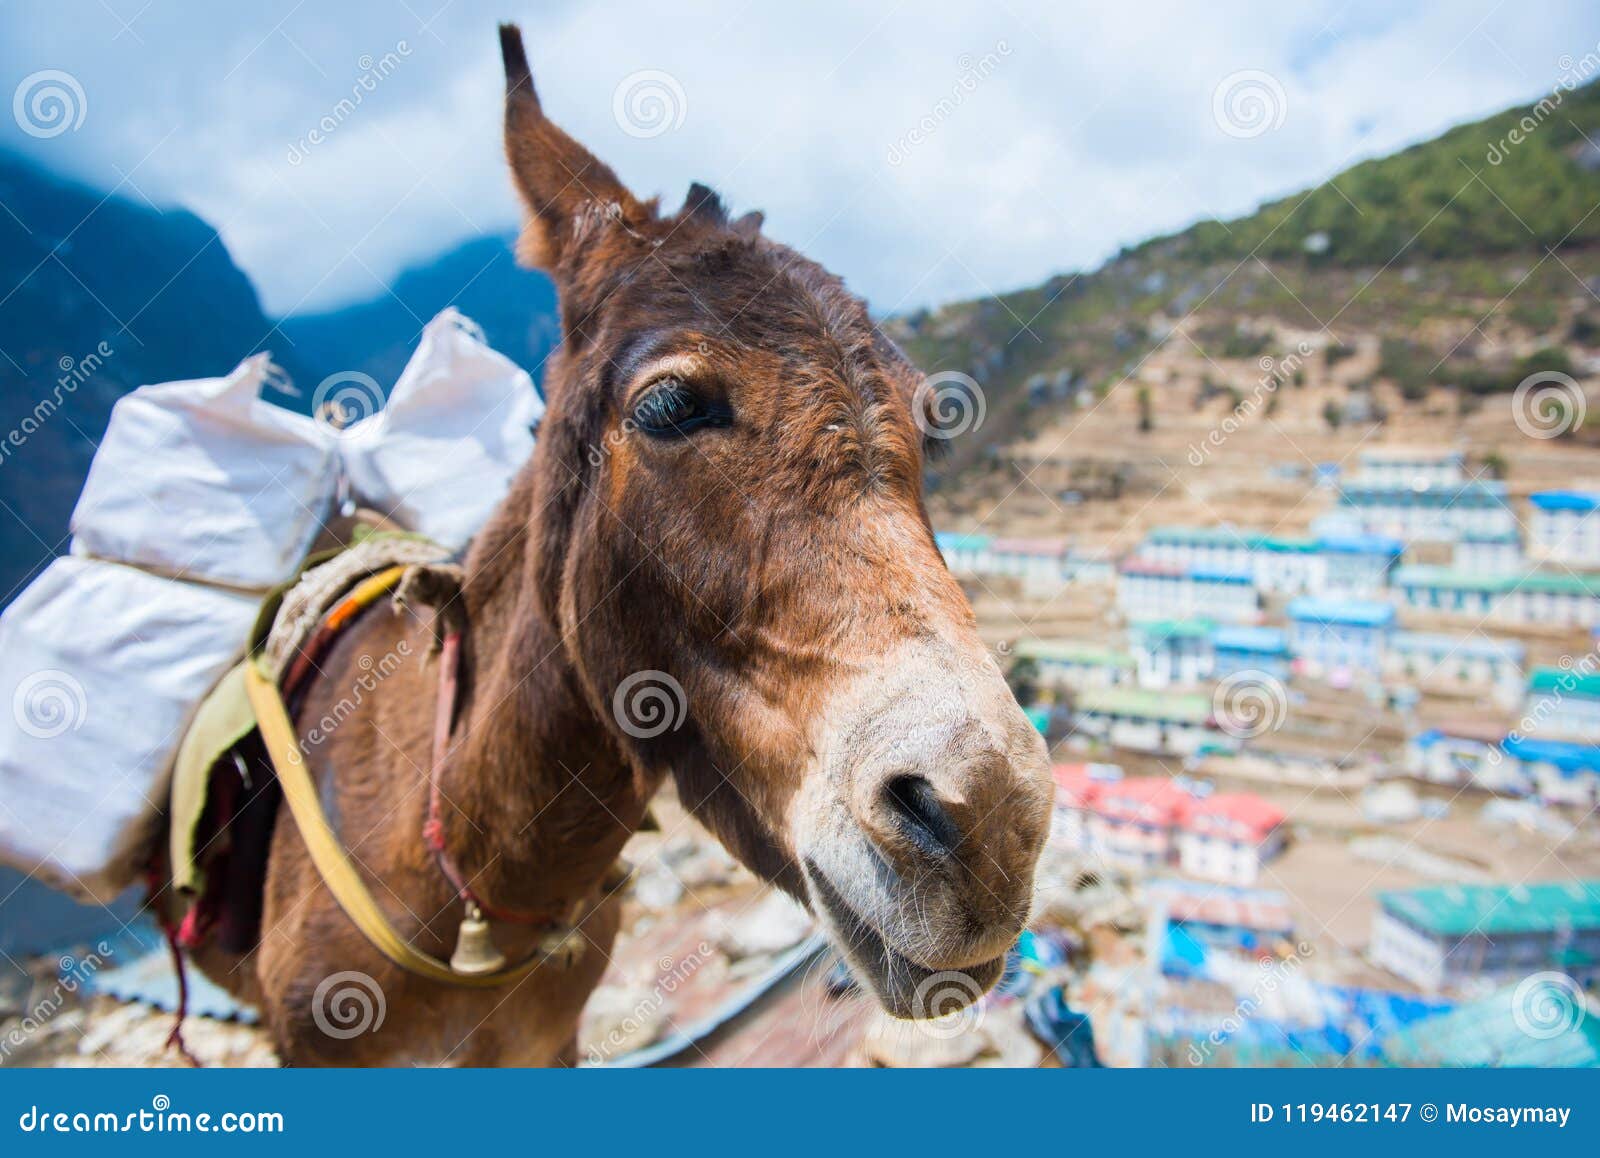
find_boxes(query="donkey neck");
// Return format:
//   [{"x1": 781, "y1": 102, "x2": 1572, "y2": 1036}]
[{"x1": 437, "y1": 493, "x2": 650, "y2": 913}]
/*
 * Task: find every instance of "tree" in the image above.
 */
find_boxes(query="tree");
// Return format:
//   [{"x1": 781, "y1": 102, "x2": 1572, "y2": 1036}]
[
  {"x1": 1322, "y1": 399, "x2": 1343, "y2": 430},
  {"x1": 1137, "y1": 385, "x2": 1154, "y2": 432}
]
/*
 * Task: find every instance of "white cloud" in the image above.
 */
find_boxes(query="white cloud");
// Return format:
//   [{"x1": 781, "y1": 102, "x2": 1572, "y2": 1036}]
[{"x1": 2, "y1": 0, "x2": 1595, "y2": 316}]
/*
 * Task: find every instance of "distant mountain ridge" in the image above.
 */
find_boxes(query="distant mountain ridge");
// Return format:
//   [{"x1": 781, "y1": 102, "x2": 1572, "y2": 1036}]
[
  {"x1": 276, "y1": 233, "x2": 559, "y2": 398},
  {"x1": 0, "y1": 152, "x2": 562, "y2": 608}
]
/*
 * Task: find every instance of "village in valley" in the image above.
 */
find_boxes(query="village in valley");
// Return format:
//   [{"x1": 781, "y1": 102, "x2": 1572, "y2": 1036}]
[{"x1": 916, "y1": 312, "x2": 1600, "y2": 1066}]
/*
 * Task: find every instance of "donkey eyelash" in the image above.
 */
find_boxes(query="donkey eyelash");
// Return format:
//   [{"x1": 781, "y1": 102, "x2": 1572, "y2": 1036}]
[{"x1": 630, "y1": 377, "x2": 732, "y2": 438}]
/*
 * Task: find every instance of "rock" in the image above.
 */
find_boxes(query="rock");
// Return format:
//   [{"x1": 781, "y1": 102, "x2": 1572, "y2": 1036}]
[
  {"x1": 712, "y1": 890, "x2": 812, "y2": 960},
  {"x1": 632, "y1": 865, "x2": 685, "y2": 911}
]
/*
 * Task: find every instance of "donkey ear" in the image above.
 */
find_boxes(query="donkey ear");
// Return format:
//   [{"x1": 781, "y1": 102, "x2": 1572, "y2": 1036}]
[{"x1": 499, "y1": 24, "x2": 649, "y2": 272}]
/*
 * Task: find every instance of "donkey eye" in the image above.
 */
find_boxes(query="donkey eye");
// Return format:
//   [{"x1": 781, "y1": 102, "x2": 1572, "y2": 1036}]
[{"x1": 631, "y1": 378, "x2": 729, "y2": 437}]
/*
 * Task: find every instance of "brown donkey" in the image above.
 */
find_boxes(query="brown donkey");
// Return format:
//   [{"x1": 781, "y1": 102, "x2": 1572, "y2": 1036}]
[{"x1": 190, "y1": 24, "x2": 1051, "y2": 1065}]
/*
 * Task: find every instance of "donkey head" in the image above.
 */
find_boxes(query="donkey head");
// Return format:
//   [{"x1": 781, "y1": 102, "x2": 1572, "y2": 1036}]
[{"x1": 499, "y1": 26, "x2": 1050, "y2": 1018}]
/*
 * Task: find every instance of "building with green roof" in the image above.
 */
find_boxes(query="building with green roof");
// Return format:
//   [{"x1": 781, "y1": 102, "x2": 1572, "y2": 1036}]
[
  {"x1": 1371, "y1": 880, "x2": 1600, "y2": 992},
  {"x1": 1072, "y1": 688, "x2": 1231, "y2": 758}
]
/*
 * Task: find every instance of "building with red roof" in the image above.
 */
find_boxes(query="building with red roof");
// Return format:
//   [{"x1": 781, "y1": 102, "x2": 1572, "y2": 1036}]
[
  {"x1": 1048, "y1": 765, "x2": 1289, "y2": 883},
  {"x1": 1176, "y1": 793, "x2": 1288, "y2": 885}
]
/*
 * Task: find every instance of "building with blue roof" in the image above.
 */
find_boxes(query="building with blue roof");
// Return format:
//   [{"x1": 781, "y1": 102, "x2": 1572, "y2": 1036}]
[
  {"x1": 1211, "y1": 625, "x2": 1291, "y2": 681},
  {"x1": 1454, "y1": 528, "x2": 1523, "y2": 573},
  {"x1": 1287, "y1": 598, "x2": 1395, "y2": 679},
  {"x1": 1500, "y1": 734, "x2": 1600, "y2": 807},
  {"x1": 1117, "y1": 561, "x2": 1260, "y2": 624},
  {"x1": 1530, "y1": 489, "x2": 1600, "y2": 568}
]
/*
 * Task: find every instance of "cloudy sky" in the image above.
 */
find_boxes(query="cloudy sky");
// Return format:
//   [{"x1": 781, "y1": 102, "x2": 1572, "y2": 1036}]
[{"x1": 3, "y1": 1, "x2": 1597, "y2": 318}]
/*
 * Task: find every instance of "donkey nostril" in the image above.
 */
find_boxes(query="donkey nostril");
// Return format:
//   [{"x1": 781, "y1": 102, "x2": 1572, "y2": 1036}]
[{"x1": 881, "y1": 774, "x2": 962, "y2": 859}]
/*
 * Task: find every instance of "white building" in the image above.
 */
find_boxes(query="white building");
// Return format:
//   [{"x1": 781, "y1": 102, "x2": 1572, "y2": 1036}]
[
  {"x1": 1371, "y1": 881, "x2": 1600, "y2": 992},
  {"x1": 1012, "y1": 639, "x2": 1135, "y2": 693},
  {"x1": 1336, "y1": 480, "x2": 1515, "y2": 542},
  {"x1": 1117, "y1": 562, "x2": 1259, "y2": 624},
  {"x1": 1521, "y1": 666, "x2": 1600, "y2": 742},
  {"x1": 1287, "y1": 598, "x2": 1395, "y2": 679},
  {"x1": 1354, "y1": 448, "x2": 1465, "y2": 489},
  {"x1": 1130, "y1": 619, "x2": 1215, "y2": 688},
  {"x1": 1453, "y1": 530, "x2": 1524, "y2": 573},
  {"x1": 1175, "y1": 793, "x2": 1288, "y2": 886},
  {"x1": 988, "y1": 537, "x2": 1070, "y2": 597},
  {"x1": 935, "y1": 532, "x2": 994, "y2": 577},
  {"x1": 1072, "y1": 688, "x2": 1232, "y2": 757},
  {"x1": 1529, "y1": 491, "x2": 1600, "y2": 567},
  {"x1": 1317, "y1": 534, "x2": 1404, "y2": 595},
  {"x1": 1383, "y1": 631, "x2": 1524, "y2": 708},
  {"x1": 1390, "y1": 566, "x2": 1504, "y2": 619},
  {"x1": 1406, "y1": 723, "x2": 1530, "y2": 795}
]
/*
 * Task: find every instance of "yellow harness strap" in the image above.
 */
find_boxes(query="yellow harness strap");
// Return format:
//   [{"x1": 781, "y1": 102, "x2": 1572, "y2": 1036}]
[{"x1": 242, "y1": 571, "x2": 550, "y2": 988}]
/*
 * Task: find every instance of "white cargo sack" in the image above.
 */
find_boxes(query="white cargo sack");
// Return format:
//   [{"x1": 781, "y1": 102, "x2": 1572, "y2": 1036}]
[
  {"x1": 71, "y1": 353, "x2": 339, "y2": 590},
  {"x1": 339, "y1": 308, "x2": 543, "y2": 550},
  {"x1": 0, "y1": 556, "x2": 258, "y2": 903}
]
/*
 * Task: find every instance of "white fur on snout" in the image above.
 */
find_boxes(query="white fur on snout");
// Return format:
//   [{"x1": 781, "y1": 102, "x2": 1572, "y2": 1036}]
[{"x1": 792, "y1": 640, "x2": 1051, "y2": 977}]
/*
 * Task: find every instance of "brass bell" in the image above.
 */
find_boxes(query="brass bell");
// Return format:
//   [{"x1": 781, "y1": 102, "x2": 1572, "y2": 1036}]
[{"x1": 449, "y1": 903, "x2": 507, "y2": 976}]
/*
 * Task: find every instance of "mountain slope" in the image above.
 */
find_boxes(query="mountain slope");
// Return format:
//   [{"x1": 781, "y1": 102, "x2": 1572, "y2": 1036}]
[{"x1": 891, "y1": 80, "x2": 1600, "y2": 483}]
